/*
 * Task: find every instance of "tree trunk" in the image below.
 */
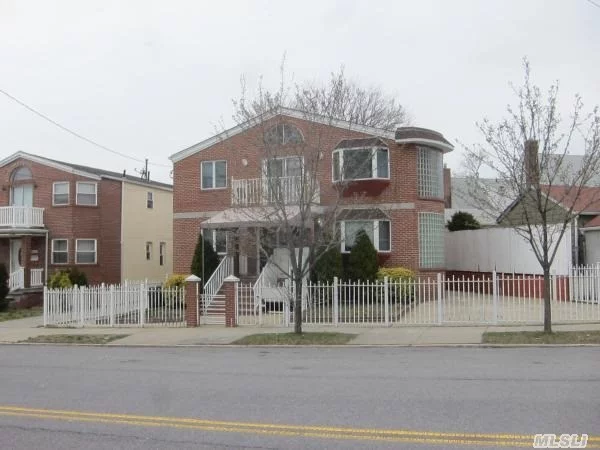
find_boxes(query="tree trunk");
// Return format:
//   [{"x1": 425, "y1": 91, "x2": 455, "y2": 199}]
[
  {"x1": 543, "y1": 266, "x2": 552, "y2": 333},
  {"x1": 294, "y1": 277, "x2": 303, "y2": 334}
]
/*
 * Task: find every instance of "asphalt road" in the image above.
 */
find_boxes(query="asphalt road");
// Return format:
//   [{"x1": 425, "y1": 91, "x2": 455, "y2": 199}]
[{"x1": 0, "y1": 345, "x2": 598, "y2": 449}]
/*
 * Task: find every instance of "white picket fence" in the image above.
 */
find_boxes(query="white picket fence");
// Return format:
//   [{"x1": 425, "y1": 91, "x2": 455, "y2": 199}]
[
  {"x1": 237, "y1": 271, "x2": 600, "y2": 327},
  {"x1": 44, "y1": 283, "x2": 186, "y2": 327}
]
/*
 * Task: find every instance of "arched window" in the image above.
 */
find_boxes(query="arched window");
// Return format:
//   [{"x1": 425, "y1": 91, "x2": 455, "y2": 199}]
[
  {"x1": 265, "y1": 123, "x2": 304, "y2": 145},
  {"x1": 10, "y1": 166, "x2": 32, "y2": 182}
]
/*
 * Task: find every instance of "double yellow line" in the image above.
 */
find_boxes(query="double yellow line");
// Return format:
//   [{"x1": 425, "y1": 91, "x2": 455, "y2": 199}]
[{"x1": 0, "y1": 405, "x2": 598, "y2": 448}]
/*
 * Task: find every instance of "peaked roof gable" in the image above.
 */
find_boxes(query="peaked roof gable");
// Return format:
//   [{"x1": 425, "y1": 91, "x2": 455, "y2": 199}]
[
  {"x1": 169, "y1": 107, "x2": 397, "y2": 163},
  {"x1": 0, "y1": 151, "x2": 172, "y2": 191}
]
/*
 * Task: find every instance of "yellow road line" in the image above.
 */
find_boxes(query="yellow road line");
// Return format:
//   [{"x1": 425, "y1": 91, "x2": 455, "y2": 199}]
[{"x1": 0, "y1": 405, "x2": 597, "y2": 448}]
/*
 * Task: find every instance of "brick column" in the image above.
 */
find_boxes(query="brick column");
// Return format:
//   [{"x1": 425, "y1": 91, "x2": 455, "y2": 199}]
[
  {"x1": 223, "y1": 275, "x2": 239, "y2": 327},
  {"x1": 184, "y1": 275, "x2": 201, "y2": 327}
]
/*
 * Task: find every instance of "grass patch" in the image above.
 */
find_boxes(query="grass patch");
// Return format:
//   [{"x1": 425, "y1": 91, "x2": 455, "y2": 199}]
[
  {"x1": 233, "y1": 332, "x2": 356, "y2": 345},
  {"x1": 482, "y1": 330, "x2": 600, "y2": 345},
  {"x1": 0, "y1": 307, "x2": 42, "y2": 322},
  {"x1": 20, "y1": 334, "x2": 129, "y2": 344}
]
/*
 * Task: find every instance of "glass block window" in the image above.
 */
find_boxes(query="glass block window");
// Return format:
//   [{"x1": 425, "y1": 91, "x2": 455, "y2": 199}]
[
  {"x1": 418, "y1": 146, "x2": 443, "y2": 198},
  {"x1": 419, "y1": 213, "x2": 445, "y2": 268}
]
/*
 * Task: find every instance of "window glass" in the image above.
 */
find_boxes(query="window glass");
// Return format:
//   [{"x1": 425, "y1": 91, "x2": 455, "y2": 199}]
[
  {"x1": 76, "y1": 240, "x2": 96, "y2": 264},
  {"x1": 418, "y1": 147, "x2": 443, "y2": 198},
  {"x1": 11, "y1": 167, "x2": 32, "y2": 181},
  {"x1": 419, "y1": 213, "x2": 445, "y2": 268},
  {"x1": 77, "y1": 182, "x2": 97, "y2": 205},
  {"x1": 53, "y1": 182, "x2": 69, "y2": 205},
  {"x1": 215, "y1": 161, "x2": 227, "y2": 188},
  {"x1": 201, "y1": 162, "x2": 214, "y2": 189},
  {"x1": 344, "y1": 221, "x2": 373, "y2": 251},
  {"x1": 377, "y1": 149, "x2": 389, "y2": 178},
  {"x1": 344, "y1": 149, "x2": 372, "y2": 180},
  {"x1": 52, "y1": 239, "x2": 68, "y2": 264},
  {"x1": 378, "y1": 221, "x2": 391, "y2": 251}
]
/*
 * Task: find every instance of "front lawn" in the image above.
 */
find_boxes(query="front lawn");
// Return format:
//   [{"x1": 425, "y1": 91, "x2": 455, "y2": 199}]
[
  {"x1": 0, "y1": 307, "x2": 43, "y2": 322},
  {"x1": 20, "y1": 334, "x2": 129, "y2": 344},
  {"x1": 482, "y1": 330, "x2": 600, "y2": 344},
  {"x1": 233, "y1": 332, "x2": 356, "y2": 345}
]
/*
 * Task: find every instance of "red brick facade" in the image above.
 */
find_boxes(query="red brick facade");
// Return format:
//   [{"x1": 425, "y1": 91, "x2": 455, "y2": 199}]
[
  {"x1": 172, "y1": 113, "x2": 450, "y2": 276},
  {"x1": 0, "y1": 157, "x2": 122, "y2": 286}
]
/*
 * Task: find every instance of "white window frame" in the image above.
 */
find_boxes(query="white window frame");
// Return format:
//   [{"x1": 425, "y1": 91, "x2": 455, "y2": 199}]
[
  {"x1": 159, "y1": 242, "x2": 166, "y2": 266},
  {"x1": 203, "y1": 229, "x2": 228, "y2": 255},
  {"x1": 76, "y1": 182, "x2": 98, "y2": 206},
  {"x1": 75, "y1": 239, "x2": 97, "y2": 264},
  {"x1": 145, "y1": 242, "x2": 152, "y2": 261},
  {"x1": 51, "y1": 239, "x2": 69, "y2": 264},
  {"x1": 201, "y1": 160, "x2": 227, "y2": 190},
  {"x1": 339, "y1": 220, "x2": 391, "y2": 253},
  {"x1": 147, "y1": 191, "x2": 154, "y2": 209},
  {"x1": 332, "y1": 147, "x2": 390, "y2": 182},
  {"x1": 52, "y1": 182, "x2": 70, "y2": 206}
]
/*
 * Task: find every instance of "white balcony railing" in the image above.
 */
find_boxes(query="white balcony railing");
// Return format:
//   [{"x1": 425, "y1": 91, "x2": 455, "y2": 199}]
[
  {"x1": 31, "y1": 268, "x2": 44, "y2": 287},
  {"x1": 0, "y1": 206, "x2": 45, "y2": 228},
  {"x1": 231, "y1": 176, "x2": 320, "y2": 207}
]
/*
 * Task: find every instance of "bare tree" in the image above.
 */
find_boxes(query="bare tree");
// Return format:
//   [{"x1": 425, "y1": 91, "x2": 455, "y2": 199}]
[
  {"x1": 462, "y1": 59, "x2": 600, "y2": 333},
  {"x1": 229, "y1": 67, "x2": 396, "y2": 334}
]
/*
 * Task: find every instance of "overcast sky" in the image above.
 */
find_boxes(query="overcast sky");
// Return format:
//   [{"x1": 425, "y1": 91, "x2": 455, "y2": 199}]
[{"x1": 1, "y1": 0, "x2": 599, "y2": 183}]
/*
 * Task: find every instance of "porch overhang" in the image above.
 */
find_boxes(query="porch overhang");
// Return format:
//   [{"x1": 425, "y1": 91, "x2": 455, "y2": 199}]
[
  {"x1": 0, "y1": 228, "x2": 48, "y2": 237},
  {"x1": 201, "y1": 206, "x2": 302, "y2": 229}
]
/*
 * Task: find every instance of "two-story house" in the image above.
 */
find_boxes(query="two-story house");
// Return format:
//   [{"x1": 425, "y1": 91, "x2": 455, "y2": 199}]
[
  {"x1": 0, "y1": 152, "x2": 173, "y2": 306},
  {"x1": 170, "y1": 108, "x2": 453, "y2": 314}
]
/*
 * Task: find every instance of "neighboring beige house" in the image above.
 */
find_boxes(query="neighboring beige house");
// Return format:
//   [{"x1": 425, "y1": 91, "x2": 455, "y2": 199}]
[{"x1": 121, "y1": 179, "x2": 173, "y2": 282}]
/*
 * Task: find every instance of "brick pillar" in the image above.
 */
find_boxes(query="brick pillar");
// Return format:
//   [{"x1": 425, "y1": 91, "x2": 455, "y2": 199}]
[
  {"x1": 223, "y1": 275, "x2": 239, "y2": 327},
  {"x1": 22, "y1": 236, "x2": 32, "y2": 288},
  {"x1": 184, "y1": 275, "x2": 201, "y2": 327}
]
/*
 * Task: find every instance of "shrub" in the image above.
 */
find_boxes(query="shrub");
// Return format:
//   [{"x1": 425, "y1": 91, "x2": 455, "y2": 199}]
[
  {"x1": 47, "y1": 267, "x2": 88, "y2": 289},
  {"x1": 447, "y1": 211, "x2": 481, "y2": 231},
  {"x1": 0, "y1": 263, "x2": 9, "y2": 312},
  {"x1": 378, "y1": 266, "x2": 416, "y2": 305},
  {"x1": 190, "y1": 235, "x2": 221, "y2": 285},
  {"x1": 311, "y1": 245, "x2": 343, "y2": 283},
  {"x1": 345, "y1": 230, "x2": 378, "y2": 282},
  {"x1": 164, "y1": 274, "x2": 187, "y2": 289}
]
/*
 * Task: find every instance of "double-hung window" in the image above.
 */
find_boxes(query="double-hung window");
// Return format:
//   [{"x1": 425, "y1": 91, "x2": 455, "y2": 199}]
[
  {"x1": 76, "y1": 182, "x2": 97, "y2": 206},
  {"x1": 53, "y1": 182, "x2": 69, "y2": 206},
  {"x1": 159, "y1": 242, "x2": 166, "y2": 266},
  {"x1": 51, "y1": 239, "x2": 68, "y2": 264},
  {"x1": 76, "y1": 239, "x2": 97, "y2": 264},
  {"x1": 201, "y1": 161, "x2": 227, "y2": 189},
  {"x1": 147, "y1": 192, "x2": 154, "y2": 209}
]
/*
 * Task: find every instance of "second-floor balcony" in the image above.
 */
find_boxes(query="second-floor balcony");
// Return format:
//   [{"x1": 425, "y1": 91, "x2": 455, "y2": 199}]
[
  {"x1": 232, "y1": 176, "x2": 320, "y2": 207},
  {"x1": 0, "y1": 206, "x2": 45, "y2": 228}
]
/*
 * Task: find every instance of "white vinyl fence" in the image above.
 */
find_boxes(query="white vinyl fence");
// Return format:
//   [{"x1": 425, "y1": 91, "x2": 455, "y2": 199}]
[
  {"x1": 44, "y1": 283, "x2": 185, "y2": 327},
  {"x1": 237, "y1": 271, "x2": 600, "y2": 327}
]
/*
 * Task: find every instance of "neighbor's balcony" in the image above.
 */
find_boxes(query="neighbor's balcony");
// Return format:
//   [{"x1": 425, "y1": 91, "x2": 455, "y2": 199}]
[
  {"x1": 0, "y1": 206, "x2": 45, "y2": 228},
  {"x1": 231, "y1": 176, "x2": 320, "y2": 207}
]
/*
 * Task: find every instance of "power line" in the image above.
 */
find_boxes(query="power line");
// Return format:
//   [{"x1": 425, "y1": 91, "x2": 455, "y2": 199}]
[{"x1": 0, "y1": 88, "x2": 171, "y2": 168}]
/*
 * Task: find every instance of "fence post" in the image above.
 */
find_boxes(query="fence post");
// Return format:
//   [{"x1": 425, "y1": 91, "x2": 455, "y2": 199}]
[
  {"x1": 43, "y1": 286, "x2": 48, "y2": 327},
  {"x1": 333, "y1": 277, "x2": 339, "y2": 327},
  {"x1": 76, "y1": 285, "x2": 83, "y2": 327},
  {"x1": 437, "y1": 273, "x2": 443, "y2": 325},
  {"x1": 110, "y1": 285, "x2": 115, "y2": 327},
  {"x1": 384, "y1": 276, "x2": 390, "y2": 326},
  {"x1": 139, "y1": 282, "x2": 146, "y2": 327},
  {"x1": 492, "y1": 270, "x2": 498, "y2": 325}
]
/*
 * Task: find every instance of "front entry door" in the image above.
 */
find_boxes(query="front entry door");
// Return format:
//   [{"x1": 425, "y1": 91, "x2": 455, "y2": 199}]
[{"x1": 9, "y1": 239, "x2": 22, "y2": 274}]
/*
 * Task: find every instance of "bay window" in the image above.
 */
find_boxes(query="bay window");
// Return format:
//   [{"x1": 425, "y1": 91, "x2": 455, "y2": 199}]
[
  {"x1": 333, "y1": 147, "x2": 389, "y2": 182},
  {"x1": 340, "y1": 220, "x2": 391, "y2": 252}
]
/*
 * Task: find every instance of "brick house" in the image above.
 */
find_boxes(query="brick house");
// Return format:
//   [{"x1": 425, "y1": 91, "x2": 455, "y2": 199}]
[
  {"x1": 170, "y1": 108, "x2": 453, "y2": 309},
  {"x1": 0, "y1": 152, "x2": 173, "y2": 306}
]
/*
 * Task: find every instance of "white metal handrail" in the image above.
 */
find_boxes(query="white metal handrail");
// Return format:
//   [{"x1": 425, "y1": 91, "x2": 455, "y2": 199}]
[
  {"x1": 202, "y1": 255, "x2": 233, "y2": 314},
  {"x1": 0, "y1": 206, "x2": 44, "y2": 228},
  {"x1": 8, "y1": 268, "x2": 24, "y2": 291}
]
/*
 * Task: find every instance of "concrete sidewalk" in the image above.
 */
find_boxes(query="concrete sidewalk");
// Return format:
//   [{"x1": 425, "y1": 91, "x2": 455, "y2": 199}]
[{"x1": 2, "y1": 315, "x2": 600, "y2": 346}]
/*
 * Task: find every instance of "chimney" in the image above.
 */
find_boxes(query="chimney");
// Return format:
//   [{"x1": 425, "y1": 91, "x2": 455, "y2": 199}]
[
  {"x1": 524, "y1": 140, "x2": 539, "y2": 187},
  {"x1": 443, "y1": 165, "x2": 452, "y2": 208}
]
